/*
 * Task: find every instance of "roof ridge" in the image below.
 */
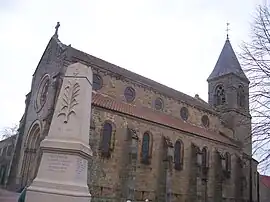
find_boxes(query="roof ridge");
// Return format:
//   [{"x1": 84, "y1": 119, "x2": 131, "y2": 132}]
[{"x1": 67, "y1": 45, "x2": 217, "y2": 115}]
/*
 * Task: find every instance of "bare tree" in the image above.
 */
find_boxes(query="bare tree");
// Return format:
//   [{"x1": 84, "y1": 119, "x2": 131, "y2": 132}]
[
  {"x1": 240, "y1": 4, "x2": 270, "y2": 172},
  {"x1": 0, "y1": 124, "x2": 18, "y2": 140}
]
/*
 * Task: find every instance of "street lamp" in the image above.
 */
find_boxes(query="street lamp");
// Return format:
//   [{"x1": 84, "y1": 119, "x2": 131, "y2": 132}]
[
  {"x1": 126, "y1": 200, "x2": 131, "y2": 202},
  {"x1": 145, "y1": 199, "x2": 149, "y2": 202}
]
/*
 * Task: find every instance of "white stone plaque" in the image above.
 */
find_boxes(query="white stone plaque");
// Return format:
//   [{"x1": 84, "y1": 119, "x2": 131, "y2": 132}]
[{"x1": 46, "y1": 153, "x2": 71, "y2": 173}]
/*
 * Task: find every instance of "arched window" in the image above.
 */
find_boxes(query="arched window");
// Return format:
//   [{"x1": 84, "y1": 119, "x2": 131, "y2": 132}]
[
  {"x1": 225, "y1": 152, "x2": 231, "y2": 172},
  {"x1": 101, "y1": 122, "x2": 113, "y2": 158},
  {"x1": 202, "y1": 147, "x2": 208, "y2": 168},
  {"x1": 0, "y1": 165, "x2": 6, "y2": 185},
  {"x1": 237, "y1": 85, "x2": 245, "y2": 108},
  {"x1": 215, "y1": 85, "x2": 226, "y2": 106},
  {"x1": 141, "y1": 132, "x2": 150, "y2": 164},
  {"x1": 174, "y1": 140, "x2": 183, "y2": 170}
]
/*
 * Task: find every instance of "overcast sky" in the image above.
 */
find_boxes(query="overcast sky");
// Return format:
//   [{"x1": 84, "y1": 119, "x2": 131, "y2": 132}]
[{"x1": 0, "y1": 1, "x2": 263, "y2": 129}]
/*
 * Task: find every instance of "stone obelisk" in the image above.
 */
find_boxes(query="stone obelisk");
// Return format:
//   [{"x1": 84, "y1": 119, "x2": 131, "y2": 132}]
[{"x1": 26, "y1": 63, "x2": 93, "y2": 202}]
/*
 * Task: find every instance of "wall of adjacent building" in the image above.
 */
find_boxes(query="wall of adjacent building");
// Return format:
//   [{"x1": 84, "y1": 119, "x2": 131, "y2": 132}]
[{"x1": 0, "y1": 135, "x2": 17, "y2": 188}]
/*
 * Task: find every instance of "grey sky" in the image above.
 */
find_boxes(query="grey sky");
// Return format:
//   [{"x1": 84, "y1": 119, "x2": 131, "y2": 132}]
[{"x1": 0, "y1": 0, "x2": 262, "y2": 130}]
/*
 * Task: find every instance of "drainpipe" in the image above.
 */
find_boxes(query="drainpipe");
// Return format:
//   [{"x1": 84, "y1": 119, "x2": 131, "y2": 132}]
[
  {"x1": 257, "y1": 172, "x2": 260, "y2": 202},
  {"x1": 249, "y1": 158, "x2": 252, "y2": 202}
]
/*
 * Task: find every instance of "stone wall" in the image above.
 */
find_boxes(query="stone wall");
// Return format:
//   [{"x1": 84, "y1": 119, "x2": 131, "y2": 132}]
[
  {"x1": 88, "y1": 106, "x2": 242, "y2": 201},
  {"x1": 89, "y1": 68, "x2": 224, "y2": 132},
  {"x1": 0, "y1": 135, "x2": 17, "y2": 188}
]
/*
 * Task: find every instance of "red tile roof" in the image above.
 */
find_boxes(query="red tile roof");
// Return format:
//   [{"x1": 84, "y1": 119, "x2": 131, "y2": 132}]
[
  {"x1": 261, "y1": 175, "x2": 270, "y2": 188},
  {"x1": 92, "y1": 92, "x2": 237, "y2": 147}
]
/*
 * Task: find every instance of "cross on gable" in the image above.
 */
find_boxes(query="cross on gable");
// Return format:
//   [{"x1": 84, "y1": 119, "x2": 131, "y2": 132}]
[{"x1": 54, "y1": 22, "x2": 60, "y2": 38}]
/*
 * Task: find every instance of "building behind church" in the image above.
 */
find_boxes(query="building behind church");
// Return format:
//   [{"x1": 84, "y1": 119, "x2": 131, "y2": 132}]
[
  {"x1": 0, "y1": 135, "x2": 17, "y2": 188},
  {"x1": 2, "y1": 24, "x2": 266, "y2": 201}
]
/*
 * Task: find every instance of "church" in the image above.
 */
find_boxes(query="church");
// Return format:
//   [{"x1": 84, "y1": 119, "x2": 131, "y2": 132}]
[{"x1": 5, "y1": 23, "x2": 260, "y2": 201}]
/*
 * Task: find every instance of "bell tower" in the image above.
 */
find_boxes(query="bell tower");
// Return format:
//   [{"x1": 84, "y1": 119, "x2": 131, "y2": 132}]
[{"x1": 207, "y1": 36, "x2": 252, "y2": 155}]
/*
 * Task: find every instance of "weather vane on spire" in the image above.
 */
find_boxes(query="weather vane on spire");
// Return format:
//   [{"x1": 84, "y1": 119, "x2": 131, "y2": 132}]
[
  {"x1": 226, "y1": 22, "x2": 230, "y2": 40},
  {"x1": 54, "y1": 22, "x2": 60, "y2": 38}
]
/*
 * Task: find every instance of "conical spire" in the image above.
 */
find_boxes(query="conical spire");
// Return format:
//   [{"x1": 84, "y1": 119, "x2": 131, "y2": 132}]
[{"x1": 207, "y1": 38, "x2": 249, "y2": 82}]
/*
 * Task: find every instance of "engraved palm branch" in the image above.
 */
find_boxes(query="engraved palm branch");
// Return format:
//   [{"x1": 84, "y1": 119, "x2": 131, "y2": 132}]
[{"x1": 58, "y1": 81, "x2": 80, "y2": 123}]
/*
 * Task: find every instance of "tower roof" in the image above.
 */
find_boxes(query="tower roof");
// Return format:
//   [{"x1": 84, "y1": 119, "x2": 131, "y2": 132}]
[{"x1": 207, "y1": 39, "x2": 249, "y2": 82}]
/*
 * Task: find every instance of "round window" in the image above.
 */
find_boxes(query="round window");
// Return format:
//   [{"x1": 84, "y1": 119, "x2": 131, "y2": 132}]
[
  {"x1": 93, "y1": 74, "x2": 103, "y2": 90},
  {"x1": 154, "y1": 98, "x2": 163, "y2": 110},
  {"x1": 180, "y1": 107, "x2": 189, "y2": 121},
  {"x1": 36, "y1": 75, "x2": 50, "y2": 111},
  {"x1": 124, "y1": 87, "x2": 136, "y2": 102},
  {"x1": 201, "y1": 115, "x2": 210, "y2": 127}
]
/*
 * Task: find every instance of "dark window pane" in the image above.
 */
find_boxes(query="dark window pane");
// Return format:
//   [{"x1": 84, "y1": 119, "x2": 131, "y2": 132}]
[
  {"x1": 180, "y1": 107, "x2": 189, "y2": 121},
  {"x1": 7, "y1": 146, "x2": 13, "y2": 156},
  {"x1": 201, "y1": 115, "x2": 210, "y2": 127},
  {"x1": 101, "y1": 123, "x2": 112, "y2": 157},
  {"x1": 202, "y1": 147, "x2": 207, "y2": 168},
  {"x1": 0, "y1": 165, "x2": 6, "y2": 185},
  {"x1": 215, "y1": 85, "x2": 226, "y2": 106},
  {"x1": 2, "y1": 147, "x2": 7, "y2": 156},
  {"x1": 124, "y1": 87, "x2": 135, "y2": 102},
  {"x1": 174, "y1": 140, "x2": 182, "y2": 170},
  {"x1": 225, "y1": 152, "x2": 231, "y2": 171},
  {"x1": 238, "y1": 86, "x2": 245, "y2": 107},
  {"x1": 93, "y1": 74, "x2": 103, "y2": 90},
  {"x1": 155, "y1": 98, "x2": 163, "y2": 110},
  {"x1": 142, "y1": 133, "x2": 150, "y2": 163}
]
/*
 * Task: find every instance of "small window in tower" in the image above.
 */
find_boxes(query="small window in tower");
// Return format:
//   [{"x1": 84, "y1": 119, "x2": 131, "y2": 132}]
[
  {"x1": 201, "y1": 115, "x2": 210, "y2": 128},
  {"x1": 237, "y1": 85, "x2": 245, "y2": 108},
  {"x1": 215, "y1": 85, "x2": 226, "y2": 106},
  {"x1": 93, "y1": 74, "x2": 103, "y2": 90},
  {"x1": 180, "y1": 107, "x2": 189, "y2": 121},
  {"x1": 124, "y1": 87, "x2": 136, "y2": 102},
  {"x1": 154, "y1": 98, "x2": 163, "y2": 110}
]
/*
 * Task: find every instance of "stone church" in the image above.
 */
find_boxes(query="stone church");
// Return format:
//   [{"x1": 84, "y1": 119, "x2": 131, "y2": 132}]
[{"x1": 6, "y1": 23, "x2": 260, "y2": 201}]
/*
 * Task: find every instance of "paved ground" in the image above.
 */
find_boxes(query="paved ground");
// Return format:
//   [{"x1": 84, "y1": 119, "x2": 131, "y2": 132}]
[{"x1": 0, "y1": 188, "x2": 20, "y2": 202}]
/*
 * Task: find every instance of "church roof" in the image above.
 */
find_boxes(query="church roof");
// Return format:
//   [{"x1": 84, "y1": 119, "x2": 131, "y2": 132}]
[
  {"x1": 207, "y1": 39, "x2": 249, "y2": 82},
  {"x1": 261, "y1": 175, "x2": 270, "y2": 189},
  {"x1": 66, "y1": 45, "x2": 217, "y2": 114},
  {"x1": 92, "y1": 92, "x2": 238, "y2": 147}
]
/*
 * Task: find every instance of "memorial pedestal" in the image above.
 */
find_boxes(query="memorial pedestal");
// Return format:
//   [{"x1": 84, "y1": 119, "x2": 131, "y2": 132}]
[{"x1": 26, "y1": 63, "x2": 93, "y2": 202}]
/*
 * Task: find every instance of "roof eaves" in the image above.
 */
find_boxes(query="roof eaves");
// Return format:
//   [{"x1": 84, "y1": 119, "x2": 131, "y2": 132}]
[{"x1": 68, "y1": 46, "x2": 218, "y2": 115}]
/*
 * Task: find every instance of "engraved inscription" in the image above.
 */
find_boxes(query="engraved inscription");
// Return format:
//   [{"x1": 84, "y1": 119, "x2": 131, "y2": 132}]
[
  {"x1": 58, "y1": 80, "x2": 80, "y2": 123},
  {"x1": 47, "y1": 154, "x2": 71, "y2": 173},
  {"x1": 73, "y1": 68, "x2": 79, "y2": 76},
  {"x1": 75, "y1": 158, "x2": 87, "y2": 180}
]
